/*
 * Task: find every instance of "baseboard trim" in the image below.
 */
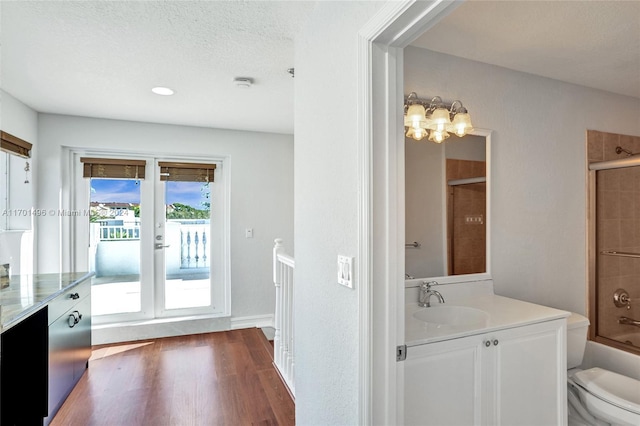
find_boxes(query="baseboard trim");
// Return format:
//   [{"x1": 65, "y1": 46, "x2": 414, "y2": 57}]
[
  {"x1": 230, "y1": 314, "x2": 274, "y2": 330},
  {"x1": 273, "y1": 361, "x2": 296, "y2": 402},
  {"x1": 92, "y1": 314, "x2": 274, "y2": 345}
]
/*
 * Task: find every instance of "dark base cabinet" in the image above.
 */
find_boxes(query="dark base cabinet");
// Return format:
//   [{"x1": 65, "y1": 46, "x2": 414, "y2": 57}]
[
  {"x1": 1, "y1": 306, "x2": 49, "y2": 426},
  {"x1": 44, "y1": 283, "x2": 91, "y2": 425}
]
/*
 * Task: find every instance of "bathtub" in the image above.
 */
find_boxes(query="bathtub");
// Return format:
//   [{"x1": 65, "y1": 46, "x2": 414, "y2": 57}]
[{"x1": 582, "y1": 340, "x2": 640, "y2": 381}]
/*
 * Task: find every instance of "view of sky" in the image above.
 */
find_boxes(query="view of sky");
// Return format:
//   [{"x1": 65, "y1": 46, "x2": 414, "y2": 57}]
[
  {"x1": 90, "y1": 179, "x2": 209, "y2": 209},
  {"x1": 91, "y1": 179, "x2": 140, "y2": 203}
]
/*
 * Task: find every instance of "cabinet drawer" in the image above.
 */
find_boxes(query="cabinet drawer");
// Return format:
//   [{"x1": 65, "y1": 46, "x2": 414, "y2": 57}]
[{"x1": 48, "y1": 278, "x2": 91, "y2": 324}]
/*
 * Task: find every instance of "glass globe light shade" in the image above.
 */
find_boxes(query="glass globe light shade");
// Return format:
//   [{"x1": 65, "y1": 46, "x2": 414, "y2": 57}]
[
  {"x1": 428, "y1": 129, "x2": 449, "y2": 143},
  {"x1": 404, "y1": 104, "x2": 428, "y2": 129},
  {"x1": 448, "y1": 112, "x2": 474, "y2": 137},
  {"x1": 426, "y1": 107, "x2": 451, "y2": 132},
  {"x1": 406, "y1": 126, "x2": 427, "y2": 141}
]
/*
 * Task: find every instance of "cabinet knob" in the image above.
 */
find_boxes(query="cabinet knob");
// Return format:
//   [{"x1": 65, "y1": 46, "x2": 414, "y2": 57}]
[
  {"x1": 69, "y1": 292, "x2": 80, "y2": 300},
  {"x1": 485, "y1": 340, "x2": 491, "y2": 347},
  {"x1": 493, "y1": 339, "x2": 499, "y2": 346}
]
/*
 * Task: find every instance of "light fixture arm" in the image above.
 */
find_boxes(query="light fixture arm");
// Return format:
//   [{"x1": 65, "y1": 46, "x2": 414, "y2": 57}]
[
  {"x1": 428, "y1": 96, "x2": 444, "y2": 111},
  {"x1": 406, "y1": 92, "x2": 419, "y2": 103},
  {"x1": 449, "y1": 100, "x2": 465, "y2": 114},
  {"x1": 403, "y1": 94, "x2": 466, "y2": 114}
]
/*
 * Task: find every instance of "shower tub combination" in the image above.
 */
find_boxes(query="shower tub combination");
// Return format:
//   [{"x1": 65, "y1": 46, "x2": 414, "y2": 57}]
[{"x1": 588, "y1": 130, "x2": 640, "y2": 356}]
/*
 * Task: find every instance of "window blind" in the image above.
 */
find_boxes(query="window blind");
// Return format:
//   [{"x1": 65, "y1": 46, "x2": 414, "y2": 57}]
[
  {"x1": 1, "y1": 131, "x2": 32, "y2": 158},
  {"x1": 80, "y1": 157, "x2": 146, "y2": 179},
  {"x1": 158, "y1": 162, "x2": 216, "y2": 182}
]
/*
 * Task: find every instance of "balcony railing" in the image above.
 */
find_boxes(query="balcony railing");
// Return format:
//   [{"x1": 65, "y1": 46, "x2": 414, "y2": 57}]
[
  {"x1": 98, "y1": 225, "x2": 140, "y2": 240},
  {"x1": 90, "y1": 220, "x2": 210, "y2": 277},
  {"x1": 178, "y1": 222, "x2": 208, "y2": 269}
]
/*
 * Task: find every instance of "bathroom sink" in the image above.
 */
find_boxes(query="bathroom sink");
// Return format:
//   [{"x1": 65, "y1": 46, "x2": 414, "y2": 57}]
[{"x1": 412, "y1": 305, "x2": 489, "y2": 327}]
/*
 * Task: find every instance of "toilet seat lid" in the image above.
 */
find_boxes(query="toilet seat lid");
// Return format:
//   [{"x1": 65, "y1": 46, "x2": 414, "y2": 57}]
[{"x1": 573, "y1": 367, "x2": 640, "y2": 415}]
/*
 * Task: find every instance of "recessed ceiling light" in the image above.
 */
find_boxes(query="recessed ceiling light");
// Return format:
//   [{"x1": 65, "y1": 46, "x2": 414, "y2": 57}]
[{"x1": 151, "y1": 86, "x2": 174, "y2": 96}]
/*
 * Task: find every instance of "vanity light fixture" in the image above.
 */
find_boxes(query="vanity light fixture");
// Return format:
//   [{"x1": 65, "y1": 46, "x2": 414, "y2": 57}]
[{"x1": 403, "y1": 92, "x2": 474, "y2": 142}]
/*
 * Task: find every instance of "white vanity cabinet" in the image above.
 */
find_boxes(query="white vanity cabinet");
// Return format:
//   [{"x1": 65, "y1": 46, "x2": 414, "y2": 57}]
[{"x1": 404, "y1": 318, "x2": 566, "y2": 426}]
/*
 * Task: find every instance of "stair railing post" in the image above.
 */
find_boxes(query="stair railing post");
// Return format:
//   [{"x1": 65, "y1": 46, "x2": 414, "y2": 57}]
[{"x1": 273, "y1": 239, "x2": 284, "y2": 369}]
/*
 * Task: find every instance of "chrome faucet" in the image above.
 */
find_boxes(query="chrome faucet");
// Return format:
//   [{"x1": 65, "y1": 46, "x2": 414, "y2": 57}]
[{"x1": 419, "y1": 281, "x2": 445, "y2": 307}]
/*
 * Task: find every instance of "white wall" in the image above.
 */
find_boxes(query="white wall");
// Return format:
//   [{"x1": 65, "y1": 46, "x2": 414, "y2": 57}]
[
  {"x1": 405, "y1": 46, "x2": 640, "y2": 315},
  {"x1": 0, "y1": 90, "x2": 37, "y2": 274},
  {"x1": 0, "y1": 90, "x2": 37, "y2": 230},
  {"x1": 294, "y1": 2, "x2": 384, "y2": 424},
  {"x1": 36, "y1": 113, "x2": 293, "y2": 320}
]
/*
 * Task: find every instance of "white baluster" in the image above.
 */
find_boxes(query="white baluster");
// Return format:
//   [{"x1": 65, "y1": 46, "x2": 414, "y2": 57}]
[{"x1": 272, "y1": 238, "x2": 295, "y2": 397}]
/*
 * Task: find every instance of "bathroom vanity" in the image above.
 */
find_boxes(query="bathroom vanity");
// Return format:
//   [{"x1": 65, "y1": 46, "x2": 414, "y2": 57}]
[
  {"x1": 403, "y1": 280, "x2": 569, "y2": 425},
  {"x1": 0, "y1": 272, "x2": 93, "y2": 425}
]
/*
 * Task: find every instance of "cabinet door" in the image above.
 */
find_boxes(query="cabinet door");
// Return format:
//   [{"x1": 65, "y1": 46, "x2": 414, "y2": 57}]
[
  {"x1": 404, "y1": 335, "x2": 486, "y2": 426},
  {"x1": 48, "y1": 308, "x2": 78, "y2": 420},
  {"x1": 489, "y1": 320, "x2": 566, "y2": 426},
  {"x1": 72, "y1": 295, "x2": 92, "y2": 381},
  {"x1": 1, "y1": 306, "x2": 49, "y2": 424}
]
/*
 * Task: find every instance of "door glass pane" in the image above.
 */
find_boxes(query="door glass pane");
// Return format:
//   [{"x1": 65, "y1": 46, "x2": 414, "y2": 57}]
[
  {"x1": 164, "y1": 181, "x2": 211, "y2": 310},
  {"x1": 89, "y1": 178, "x2": 142, "y2": 315},
  {"x1": 595, "y1": 167, "x2": 640, "y2": 351}
]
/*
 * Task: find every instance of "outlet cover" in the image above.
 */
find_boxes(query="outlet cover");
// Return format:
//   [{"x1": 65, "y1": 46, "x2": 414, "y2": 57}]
[{"x1": 337, "y1": 255, "x2": 354, "y2": 288}]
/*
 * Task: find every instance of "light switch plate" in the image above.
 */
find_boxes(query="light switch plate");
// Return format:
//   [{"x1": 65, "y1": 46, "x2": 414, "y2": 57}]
[
  {"x1": 337, "y1": 255, "x2": 354, "y2": 288},
  {"x1": 245, "y1": 228, "x2": 253, "y2": 238}
]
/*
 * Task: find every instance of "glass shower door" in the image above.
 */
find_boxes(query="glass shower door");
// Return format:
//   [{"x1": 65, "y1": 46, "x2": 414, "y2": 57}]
[{"x1": 594, "y1": 166, "x2": 640, "y2": 351}]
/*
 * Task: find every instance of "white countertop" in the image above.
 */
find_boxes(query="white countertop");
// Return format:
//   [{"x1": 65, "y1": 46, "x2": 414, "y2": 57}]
[{"x1": 405, "y1": 293, "x2": 569, "y2": 347}]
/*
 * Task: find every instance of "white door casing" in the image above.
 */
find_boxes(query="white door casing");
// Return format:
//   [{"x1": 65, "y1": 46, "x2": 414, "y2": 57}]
[{"x1": 359, "y1": 1, "x2": 465, "y2": 424}]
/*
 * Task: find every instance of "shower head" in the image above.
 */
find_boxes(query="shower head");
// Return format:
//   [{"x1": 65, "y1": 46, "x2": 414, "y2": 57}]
[{"x1": 615, "y1": 146, "x2": 635, "y2": 157}]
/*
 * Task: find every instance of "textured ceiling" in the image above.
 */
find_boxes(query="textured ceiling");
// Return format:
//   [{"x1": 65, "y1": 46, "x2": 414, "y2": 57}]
[
  {"x1": 1, "y1": 1, "x2": 315, "y2": 134},
  {"x1": 1, "y1": 1, "x2": 638, "y2": 136},
  {"x1": 411, "y1": 1, "x2": 640, "y2": 99}
]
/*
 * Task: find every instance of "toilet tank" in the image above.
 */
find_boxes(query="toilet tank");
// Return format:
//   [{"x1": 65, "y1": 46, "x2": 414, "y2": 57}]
[{"x1": 567, "y1": 312, "x2": 590, "y2": 369}]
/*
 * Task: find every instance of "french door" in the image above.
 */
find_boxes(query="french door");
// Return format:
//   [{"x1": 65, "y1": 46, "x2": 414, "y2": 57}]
[{"x1": 76, "y1": 154, "x2": 228, "y2": 324}]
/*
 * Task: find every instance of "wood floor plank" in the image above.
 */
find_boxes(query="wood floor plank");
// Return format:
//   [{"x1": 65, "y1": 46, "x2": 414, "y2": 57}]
[
  {"x1": 241, "y1": 329, "x2": 275, "y2": 370},
  {"x1": 258, "y1": 369, "x2": 296, "y2": 425},
  {"x1": 50, "y1": 328, "x2": 293, "y2": 426}
]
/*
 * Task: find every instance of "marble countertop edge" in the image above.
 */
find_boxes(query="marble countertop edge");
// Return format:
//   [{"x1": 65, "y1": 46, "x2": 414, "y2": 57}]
[{"x1": 0, "y1": 272, "x2": 95, "y2": 332}]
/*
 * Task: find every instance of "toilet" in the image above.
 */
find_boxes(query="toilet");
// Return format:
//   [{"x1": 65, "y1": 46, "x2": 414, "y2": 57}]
[{"x1": 566, "y1": 313, "x2": 640, "y2": 426}]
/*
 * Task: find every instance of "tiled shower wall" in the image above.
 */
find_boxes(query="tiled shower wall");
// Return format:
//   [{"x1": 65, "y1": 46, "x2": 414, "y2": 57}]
[{"x1": 588, "y1": 130, "x2": 640, "y2": 348}]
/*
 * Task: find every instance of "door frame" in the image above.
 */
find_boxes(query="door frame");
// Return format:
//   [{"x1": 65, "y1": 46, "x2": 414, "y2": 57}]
[
  {"x1": 64, "y1": 148, "x2": 231, "y2": 324},
  {"x1": 358, "y1": 1, "x2": 464, "y2": 423}
]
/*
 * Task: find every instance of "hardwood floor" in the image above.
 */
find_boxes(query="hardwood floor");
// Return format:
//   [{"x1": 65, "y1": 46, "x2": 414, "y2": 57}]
[{"x1": 51, "y1": 328, "x2": 295, "y2": 426}]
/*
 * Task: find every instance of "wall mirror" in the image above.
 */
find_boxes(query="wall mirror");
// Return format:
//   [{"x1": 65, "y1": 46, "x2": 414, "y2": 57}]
[{"x1": 405, "y1": 129, "x2": 491, "y2": 283}]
